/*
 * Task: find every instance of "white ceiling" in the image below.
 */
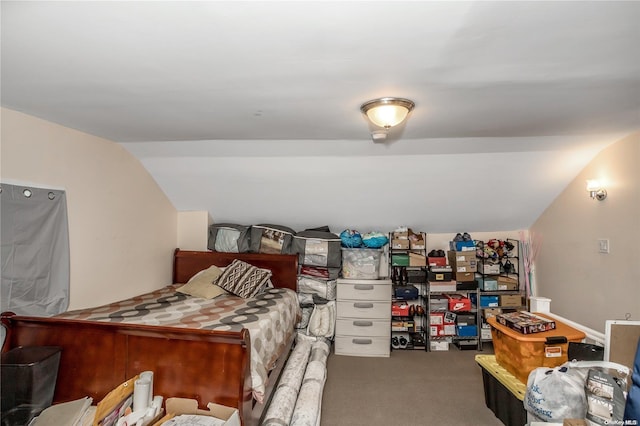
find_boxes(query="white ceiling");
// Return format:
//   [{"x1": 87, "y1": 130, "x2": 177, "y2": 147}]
[{"x1": 2, "y1": 1, "x2": 639, "y2": 234}]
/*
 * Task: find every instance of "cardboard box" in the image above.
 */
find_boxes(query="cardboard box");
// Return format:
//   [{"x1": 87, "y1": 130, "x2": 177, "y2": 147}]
[
  {"x1": 392, "y1": 302, "x2": 411, "y2": 317},
  {"x1": 430, "y1": 323, "x2": 456, "y2": 336},
  {"x1": 430, "y1": 295, "x2": 448, "y2": 311},
  {"x1": 563, "y1": 420, "x2": 589, "y2": 426},
  {"x1": 457, "y1": 325, "x2": 478, "y2": 337},
  {"x1": 448, "y1": 251, "x2": 476, "y2": 263},
  {"x1": 481, "y1": 328, "x2": 493, "y2": 340},
  {"x1": 456, "y1": 313, "x2": 476, "y2": 326},
  {"x1": 456, "y1": 280, "x2": 478, "y2": 291},
  {"x1": 480, "y1": 278, "x2": 498, "y2": 291},
  {"x1": 409, "y1": 237, "x2": 425, "y2": 250},
  {"x1": 428, "y1": 270, "x2": 452, "y2": 282},
  {"x1": 427, "y1": 257, "x2": 447, "y2": 267},
  {"x1": 445, "y1": 294, "x2": 472, "y2": 312},
  {"x1": 391, "y1": 239, "x2": 409, "y2": 250},
  {"x1": 391, "y1": 320, "x2": 415, "y2": 332},
  {"x1": 480, "y1": 263, "x2": 501, "y2": 274},
  {"x1": 497, "y1": 276, "x2": 519, "y2": 291},
  {"x1": 443, "y1": 311, "x2": 456, "y2": 324},
  {"x1": 471, "y1": 293, "x2": 499, "y2": 307},
  {"x1": 154, "y1": 398, "x2": 240, "y2": 426},
  {"x1": 407, "y1": 269, "x2": 427, "y2": 283},
  {"x1": 483, "y1": 308, "x2": 503, "y2": 320},
  {"x1": 429, "y1": 281, "x2": 457, "y2": 292},
  {"x1": 430, "y1": 340, "x2": 449, "y2": 351},
  {"x1": 496, "y1": 312, "x2": 556, "y2": 335},
  {"x1": 430, "y1": 313, "x2": 444, "y2": 325},
  {"x1": 430, "y1": 312, "x2": 455, "y2": 326},
  {"x1": 409, "y1": 252, "x2": 427, "y2": 267},
  {"x1": 450, "y1": 241, "x2": 475, "y2": 251},
  {"x1": 391, "y1": 254, "x2": 409, "y2": 266},
  {"x1": 453, "y1": 271, "x2": 475, "y2": 282},
  {"x1": 393, "y1": 231, "x2": 409, "y2": 239},
  {"x1": 500, "y1": 294, "x2": 522, "y2": 307},
  {"x1": 454, "y1": 264, "x2": 477, "y2": 273}
]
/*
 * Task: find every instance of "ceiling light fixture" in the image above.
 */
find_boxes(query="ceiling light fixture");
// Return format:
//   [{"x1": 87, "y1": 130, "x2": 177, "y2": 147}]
[{"x1": 360, "y1": 97, "x2": 415, "y2": 129}]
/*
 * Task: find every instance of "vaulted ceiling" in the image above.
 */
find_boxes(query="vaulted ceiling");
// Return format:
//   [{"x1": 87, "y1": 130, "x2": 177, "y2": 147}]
[{"x1": 2, "y1": 1, "x2": 638, "y2": 234}]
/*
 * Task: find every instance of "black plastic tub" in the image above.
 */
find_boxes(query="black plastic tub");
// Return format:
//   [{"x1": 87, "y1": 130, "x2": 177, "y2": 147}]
[{"x1": 1, "y1": 346, "x2": 62, "y2": 425}]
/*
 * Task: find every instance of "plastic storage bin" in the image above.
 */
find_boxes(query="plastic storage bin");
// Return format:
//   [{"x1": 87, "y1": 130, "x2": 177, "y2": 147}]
[
  {"x1": 476, "y1": 354, "x2": 527, "y2": 426},
  {"x1": 341, "y1": 248, "x2": 382, "y2": 279},
  {"x1": 1, "y1": 346, "x2": 62, "y2": 426},
  {"x1": 487, "y1": 313, "x2": 585, "y2": 384}
]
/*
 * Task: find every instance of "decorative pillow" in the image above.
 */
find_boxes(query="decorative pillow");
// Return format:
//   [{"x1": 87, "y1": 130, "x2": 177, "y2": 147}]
[
  {"x1": 214, "y1": 259, "x2": 272, "y2": 298},
  {"x1": 176, "y1": 265, "x2": 228, "y2": 299}
]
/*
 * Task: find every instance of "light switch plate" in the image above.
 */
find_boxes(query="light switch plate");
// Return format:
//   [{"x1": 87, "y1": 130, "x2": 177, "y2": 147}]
[{"x1": 598, "y1": 239, "x2": 610, "y2": 254}]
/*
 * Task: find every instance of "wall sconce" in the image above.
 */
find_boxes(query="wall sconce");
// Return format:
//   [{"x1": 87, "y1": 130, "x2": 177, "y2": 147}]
[
  {"x1": 360, "y1": 97, "x2": 415, "y2": 129},
  {"x1": 586, "y1": 179, "x2": 607, "y2": 201}
]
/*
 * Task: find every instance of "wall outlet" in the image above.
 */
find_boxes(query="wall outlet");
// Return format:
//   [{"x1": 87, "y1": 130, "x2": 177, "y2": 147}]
[{"x1": 598, "y1": 239, "x2": 610, "y2": 254}]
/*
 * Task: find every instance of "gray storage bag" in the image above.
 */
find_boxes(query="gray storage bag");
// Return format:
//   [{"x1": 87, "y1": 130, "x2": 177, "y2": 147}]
[
  {"x1": 208, "y1": 223, "x2": 251, "y2": 253},
  {"x1": 249, "y1": 224, "x2": 296, "y2": 254},
  {"x1": 292, "y1": 230, "x2": 342, "y2": 268}
]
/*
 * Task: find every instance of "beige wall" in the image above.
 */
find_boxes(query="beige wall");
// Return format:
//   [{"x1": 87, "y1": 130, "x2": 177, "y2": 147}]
[
  {"x1": 1, "y1": 108, "x2": 177, "y2": 310},
  {"x1": 531, "y1": 132, "x2": 640, "y2": 333},
  {"x1": 177, "y1": 211, "x2": 212, "y2": 251}
]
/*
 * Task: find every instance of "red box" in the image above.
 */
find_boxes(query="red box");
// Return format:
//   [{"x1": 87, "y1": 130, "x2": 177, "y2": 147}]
[
  {"x1": 392, "y1": 301, "x2": 411, "y2": 317},
  {"x1": 445, "y1": 294, "x2": 472, "y2": 312},
  {"x1": 428, "y1": 257, "x2": 447, "y2": 267}
]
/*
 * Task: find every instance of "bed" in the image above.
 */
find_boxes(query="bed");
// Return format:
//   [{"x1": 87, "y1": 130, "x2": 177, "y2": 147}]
[{"x1": 0, "y1": 249, "x2": 300, "y2": 426}]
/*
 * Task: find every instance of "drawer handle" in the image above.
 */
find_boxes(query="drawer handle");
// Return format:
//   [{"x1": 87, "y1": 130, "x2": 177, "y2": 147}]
[
  {"x1": 353, "y1": 302, "x2": 374, "y2": 309},
  {"x1": 353, "y1": 320, "x2": 373, "y2": 327},
  {"x1": 354, "y1": 284, "x2": 374, "y2": 291},
  {"x1": 352, "y1": 338, "x2": 373, "y2": 345}
]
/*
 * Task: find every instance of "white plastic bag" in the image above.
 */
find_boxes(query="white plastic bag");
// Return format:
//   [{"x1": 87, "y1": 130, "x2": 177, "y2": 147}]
[{"x1": 524, "y1": 365, "x2": 587, "y2": 421}]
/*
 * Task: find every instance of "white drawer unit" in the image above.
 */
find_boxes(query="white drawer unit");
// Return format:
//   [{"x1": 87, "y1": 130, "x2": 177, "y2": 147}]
[
  {"x1": 335, "y1": 278, "x2": 391, "y2": 357},
  {"x1": 337, "y1": 279, "x2": 390, "y2": 301},
  {"x1": 336, "y1": 301, "x2": 390, "y2": 320}
]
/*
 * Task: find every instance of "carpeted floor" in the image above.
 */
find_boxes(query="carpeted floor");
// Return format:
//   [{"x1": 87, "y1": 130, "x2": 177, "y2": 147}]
[{"x1": 320, "y1": 345, "x2": 505, "y2": 426}]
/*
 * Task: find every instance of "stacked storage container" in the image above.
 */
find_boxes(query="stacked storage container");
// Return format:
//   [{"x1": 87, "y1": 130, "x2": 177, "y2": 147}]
[{"x1": 292, "y1": 228, "x2": 342, "y2": 339}]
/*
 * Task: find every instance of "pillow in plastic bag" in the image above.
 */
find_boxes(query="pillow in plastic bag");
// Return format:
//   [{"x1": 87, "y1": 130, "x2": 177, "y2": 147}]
[
  {"x1": 362, "y1": 232, "x2": 389, "y2": 249},
  {"x1": 340, "y1": 229, "x2": 363, "y2": 248}
]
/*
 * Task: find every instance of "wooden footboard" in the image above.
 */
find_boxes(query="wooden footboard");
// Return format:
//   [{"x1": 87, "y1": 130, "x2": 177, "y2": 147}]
[
  {"x1": 1, "y1": 249, "x2": 299, "y2": 426},
  {"x1": 1, "y1": 313, "x2": 256, "y2": 421}
]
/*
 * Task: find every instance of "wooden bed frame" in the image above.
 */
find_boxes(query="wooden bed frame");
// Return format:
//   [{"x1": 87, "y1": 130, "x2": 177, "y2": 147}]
[{"x1": 1, "y1": 249, "x2": 299, "y2": 426}]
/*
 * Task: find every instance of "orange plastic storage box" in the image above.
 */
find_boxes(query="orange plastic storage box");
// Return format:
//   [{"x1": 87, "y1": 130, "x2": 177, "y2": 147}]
[{"x1": 487, "y1": 313, "x2": 585, "y2": 384}]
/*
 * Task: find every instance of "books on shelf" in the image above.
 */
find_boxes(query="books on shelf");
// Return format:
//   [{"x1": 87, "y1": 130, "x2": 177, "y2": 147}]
[{"x1": 496, "y1": 311, "x2": 556, "y2": 334}]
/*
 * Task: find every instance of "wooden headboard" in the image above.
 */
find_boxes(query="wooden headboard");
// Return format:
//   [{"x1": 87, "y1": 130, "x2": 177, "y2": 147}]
[{"x1": 172, "y1": 249, "x2": 299, "y2": 291}]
